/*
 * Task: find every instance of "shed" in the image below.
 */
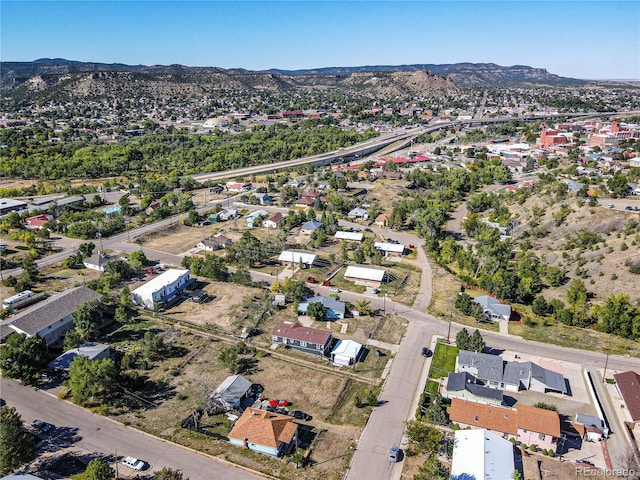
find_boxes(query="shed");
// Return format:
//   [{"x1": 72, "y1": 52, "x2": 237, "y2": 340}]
[{"x1": 331, "y1": 340, "x2": 362, "y2": 366}]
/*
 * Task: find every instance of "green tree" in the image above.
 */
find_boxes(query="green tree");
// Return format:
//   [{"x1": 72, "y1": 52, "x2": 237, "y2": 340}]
[
  {"x1": 0, "y1": 406, "x2": 37, "y2": 474},
  {"x1": 414, "y1": 457, "x2": 449, "y2": 480},
  {"x1": 72, "y1": 299, "x2": 104, "y2": 341},
  {"x1": 68, "y1": 356, "x2": 118, "y2": 406},
  {"x1": 468, "y1": 329, "x2": 486, "y2": 352},
  {"x1": 354, "y1": 298, "x2": 375, "y2": 316},
  {"x1": 566, "y1": 279, "x2": 588, "y2": 311},
  {"x1": 0, "y1": 334, "x2": 48, "y2": 385},
  {"x1": 140, "y1": 331, "x2": 166, "y2": 362},
  {"x1": 78, "y1": 458, "x2": 115, "y2": 480},
  {"x1": 607, "y1": 172, "x2": 629, "y2": 198},
  {"x1": 78, "y1": 242, "x2": 96, "y2": 258},
  {"x1": 306, "y1": 302, "x2": 327, "y2": 321},
  {"x1": 405, "y1": 419, "x2": 444, "y2": 455},
  {"x1": 218, "y1": 346, "x2": 240, "y2": 373},
  {"x1": 153, "y1": 468, "x2": 189, "y2": 480},
  {"x1": 595, "y1": 293, "x2": 637, "y2": 339},
  {"x1": 455, "y1": 328, "x2": 470, "y2": 350},
  {"x1": 64, "y1": 329, "x2": 83, "y2": 350},
  {"x1": 129, "y1": 250, "x2": 148, "y2": 269},
  {"x1": 531, "y1": 295, "x2": 549, "y2": 316}
]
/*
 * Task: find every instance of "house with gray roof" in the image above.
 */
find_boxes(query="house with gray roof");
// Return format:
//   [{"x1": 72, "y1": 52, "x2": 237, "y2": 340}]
[
  {"x1": 458, "y1": 350, "x2": 568, "y2": 394},
  {"x1": 298, "y1": 296, "x2": 346, "y2": 320},
  {"x1": 210, "y1": 374, "x2": 263, "y2": 412},
  {"x1": 575, "y1": 413, "x2": 608, "y2": 441},
  {"x1": 48, "y1": 342, "x2": 110, "y2": 371},
  {"x1": 443, "y1": 372, "x2": 505, "y2": 405},
  {"x1": 8, "y1": 286, "x2": 101, "y2": 347},
  {"x1": 457, "y1": 350, "x2": 505, "y2": 389},
  {"x1": 474, "y1": 295, "x2": 512, "y2": 321}
]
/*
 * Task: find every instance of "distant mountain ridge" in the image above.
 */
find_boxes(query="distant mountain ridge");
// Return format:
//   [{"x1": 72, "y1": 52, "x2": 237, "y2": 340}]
[{"x1": 1, "y1": 58, "x2": 586, "y2": 87}]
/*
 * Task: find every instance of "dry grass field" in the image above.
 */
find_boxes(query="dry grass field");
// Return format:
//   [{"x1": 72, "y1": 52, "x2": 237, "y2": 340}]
[{"x1": 105, "y1": 320, "x2": 375, "y2": 480}]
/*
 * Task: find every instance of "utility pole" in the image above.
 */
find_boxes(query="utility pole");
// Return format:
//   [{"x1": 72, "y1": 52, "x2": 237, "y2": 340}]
[
  {"x1": 603, "y1": 353, "x2": 609, "y2": 383},
  {"x1": 447, "y1": 313, "x2": 453, "y2": 343}
]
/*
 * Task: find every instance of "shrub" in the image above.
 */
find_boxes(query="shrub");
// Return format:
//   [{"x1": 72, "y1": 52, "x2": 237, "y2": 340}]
[
  {"x1": 541, "y1": 449, "x2": 548, "y2": 455},
  {"x1": 548, "y1": 450, "x2": 555, "y2": 457},
  {"x1": 509, "y1": 437, "x2": 516, "y2": 444},
  {"x1": 530, "y1": 444, "x2": 537, "y2": 452}
]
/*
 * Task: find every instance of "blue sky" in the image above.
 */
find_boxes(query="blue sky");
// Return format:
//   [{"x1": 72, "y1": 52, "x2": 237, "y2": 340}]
[{"x1": 1, "y1": 1, "x2": 638, "y2": 79}]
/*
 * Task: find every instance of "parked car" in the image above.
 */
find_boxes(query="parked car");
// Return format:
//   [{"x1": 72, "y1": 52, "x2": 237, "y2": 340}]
[
  {"x1": 290, "y1": 410, "x2": 312, "y2": 421},
  {"x1": 31, "y1": 420, "x2": 53, "y2": 434},
  {"x1": 145, "y1": 268, "x2": 157, "y2": 275},
  {"x1": 269, "y1": 399, "x2": 289, "y2": 407},
  {"x1": 364, "y1": 228, "x2": 373, "y2": 233},
  {"x1": 389, "y1": 446, "x2": 402, "y2": 462},
  {"x1": 607, "y1": 204, "x2": 614, "y2": 209},
  {"x1": 421, "y1": 347, "x2": 432, "y2": 357},
  {"x1": 121, "y1": 457, "x2": 145, "y2": 471},
  {"x1": 329, "y1": 287, "x2": 340, "y2": 293}
]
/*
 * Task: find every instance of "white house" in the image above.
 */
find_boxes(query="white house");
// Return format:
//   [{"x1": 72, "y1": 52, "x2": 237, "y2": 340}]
[
  {"x1": 246, "y1": 210, "x2": 269, "y2": 228},
  {"x1": 83, "y1": 252, "x2": 113, "y2": 272},
  {"x1": 131, "y1": 269, "x2": 191, "y2": 310},
  {"x1": 262, "y1": 212, "x2": 284, "y2": 228},
  {"x1": 197, "y1": 235, "x2": 232, "y2": 251},
  {"x1": 8, "y1": 286, "x2": 101, "y2": 347},
  {"x1": 277, "y1": 251, "x2": 318, "y2": 267},
  {"x1": 374, "y1": 242, "x2": 405, "y2": 257},
  {"x1": 347, "y1": 207, "x2": 368, "y2": 220},
  {"x1": 344, "y1": 266, "x2": 386, "y2": 287},
  {"x1": 334, "y1": 231, "x2": 364, "y2": 242},
  {"x1": 331, "y1": 339, "x2": 362, "y2": 366},
  {"x1": 450, "y1": 429, "x2": 516, "y2": 480}
]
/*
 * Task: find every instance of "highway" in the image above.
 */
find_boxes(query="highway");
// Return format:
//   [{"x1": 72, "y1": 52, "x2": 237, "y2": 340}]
[
  {"x1": 0, "y1": 378, "x2": 262, "y2": 480},
  {"x1": 189, "y1": 111, "x2": 630, "y2": 183}
]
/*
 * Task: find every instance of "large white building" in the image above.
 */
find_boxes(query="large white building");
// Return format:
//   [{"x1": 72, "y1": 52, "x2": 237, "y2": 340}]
[
  {"x1": 344, "y1": 266, "x2": 386, "y2": 287},
  {"x1": 131, "y1": 269, "x2": 191, "y2": 310},
  {"x1": 450, "y1": 429, "x2": 516, "y2": 480}
]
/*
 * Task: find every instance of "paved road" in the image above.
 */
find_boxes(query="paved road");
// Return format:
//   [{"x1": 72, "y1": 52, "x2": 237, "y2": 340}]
[{"x1": 0, "y1": 378, "x2": 262, "y2": 480}]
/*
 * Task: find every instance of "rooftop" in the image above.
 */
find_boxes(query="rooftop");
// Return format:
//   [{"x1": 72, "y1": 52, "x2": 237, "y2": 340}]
[
  {"x1": 8, "y1": 287, "x2": 101, "y2": 336},
  {"x1": 273, "y1": 322, "x2": 331, "y2": 346},
  {"x1": 613, "y1": 371, "x2": 640, "y2": 421},
  {"x1": 228, "y1": 408, "x2": 297, "y2": 449},
  {"x1": 131, "y1": 269, "x2": 189, "y2": 297}
]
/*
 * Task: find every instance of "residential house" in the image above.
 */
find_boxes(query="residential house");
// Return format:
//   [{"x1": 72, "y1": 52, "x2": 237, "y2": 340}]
[
  {"x1": 457, "y1": 350, "x2": 568, "y2": 394},
  {"x1": 374, "y1": 242, "x2": 405, "y2": 257},
  {"x1": 331, "y1": 340, "x2": 362, "y2": 366},
  {"x1": 228, "y1": 408, "x2": 297, "y2": 457},
  {"x1": 575, "y1": 413, "x2": 608, "y2": 441},
  {"x1": 294, "y1": 197, "x2": 316, "y2": 208},
  {"x1": 262, "y1": 212, "x2": 284, "y2": 228},
  {"x1": 25, "y1": 214, "x2": 53, "y2": 231},
  {"x1": 614, "y1": 371, "x2": 640, "y2": 425},
  {"x1": 131, "y1": 269, "x2": 191, "y2": 310},
  {"x1": 347, "y1": 207, "x2": 368, "y2": 220},
  {"x1": 145, "y1": 201, "x2": 162, "y2": 215},
  {"x1": 447, "y1": 398, "x2": 561, "y2": 453},
  {"x1": 197, "y1": 235, "x2": 232, "y2": 251},
  {"x1": 226, "y1": 181, "x2": 252, "y2": 192},
  {"x1": 246, "y1": 210, "x2": 269, "y2": 228},
  {"x1": 277, "y1": 251, "x2": 318, "y2": 268},
  {"x1": 450, "y1": 429, "x2": 516, "y2": 480},
  {"x1": 334, "y1": 231, "x2": 364, "y2": 243},
  {"x1": 83, "y1": 252, "x2": 113, "y2": 272},
  {"x1": 298, "y1": 296, "x2": 346, "y2": 320},
  {"x1": 252, "y1": 193, "x2": 272, "y2": 205},
  {"x1": 210, "y1": 374, "x2": 263, "y2": 412},
  {"x1": 103, "y1": 205, "x2": 122, "y2": 217},
  {"x1": 474, "y1": 295, "x2": 512, "y2": 321},
  {"x1": 218, "y1": 208, "x2": 238, "y2": 221},
  {"x1": 48, "y1": 342, "x2": 111, "y2": 371},
  {"x1": 374, "y1": 213, "x2": 389, "y2": 227},
  {"x1": 344, "y1": 266, "x2": 386, "y2": 287},
  {"x1": 300, "y1": 220, "x2": 322, "y2": 234},
  {"x1": 8, "y1": 286, "x2": 101, "y2": 347},
  {"x1": 443, "y1": 372, "x2": 505, "y2": 405},
  {"x1": 272, "y1": 322, "x2": 333, "y2": 357}
]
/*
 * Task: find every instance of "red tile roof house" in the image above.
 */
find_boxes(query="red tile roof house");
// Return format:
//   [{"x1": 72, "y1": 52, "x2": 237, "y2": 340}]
[
  {"x1": 25, "y1": 214, "x2": 53, "y2": 231},
  {"x1": 614, "y1": 371, "x2": 640, "y2": 425},
  {"x1": 228, "y1": 408, "x2": 298, "y2": 457},
  {"x1": 447, "y1": 398, "x2": 561, "y2": 453}
]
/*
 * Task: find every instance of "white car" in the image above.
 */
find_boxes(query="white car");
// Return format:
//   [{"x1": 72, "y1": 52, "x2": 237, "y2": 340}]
[{"x1": 121, "y1": 456, "x2": 145, "y2": 471}]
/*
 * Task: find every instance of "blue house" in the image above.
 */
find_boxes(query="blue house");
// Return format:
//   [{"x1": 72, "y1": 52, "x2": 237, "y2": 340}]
[
  {"x1": 298, "y1": 296, "x2": 346, "y2": 320},
  {"x1": 272, "y1": 322, "x2": 332, "y2": 357},
  {"x1": 228, "y1": 408, "x2": 298, "y2": 456}
]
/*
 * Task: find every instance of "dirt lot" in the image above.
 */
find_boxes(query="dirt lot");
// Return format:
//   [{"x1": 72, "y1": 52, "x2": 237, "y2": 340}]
[
  {"x1": 107, "y1": 320, "x2": 374, "y2": 480},
  {"x1": 163, "y1": 280, "x2": 267, "y2": 333}
]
